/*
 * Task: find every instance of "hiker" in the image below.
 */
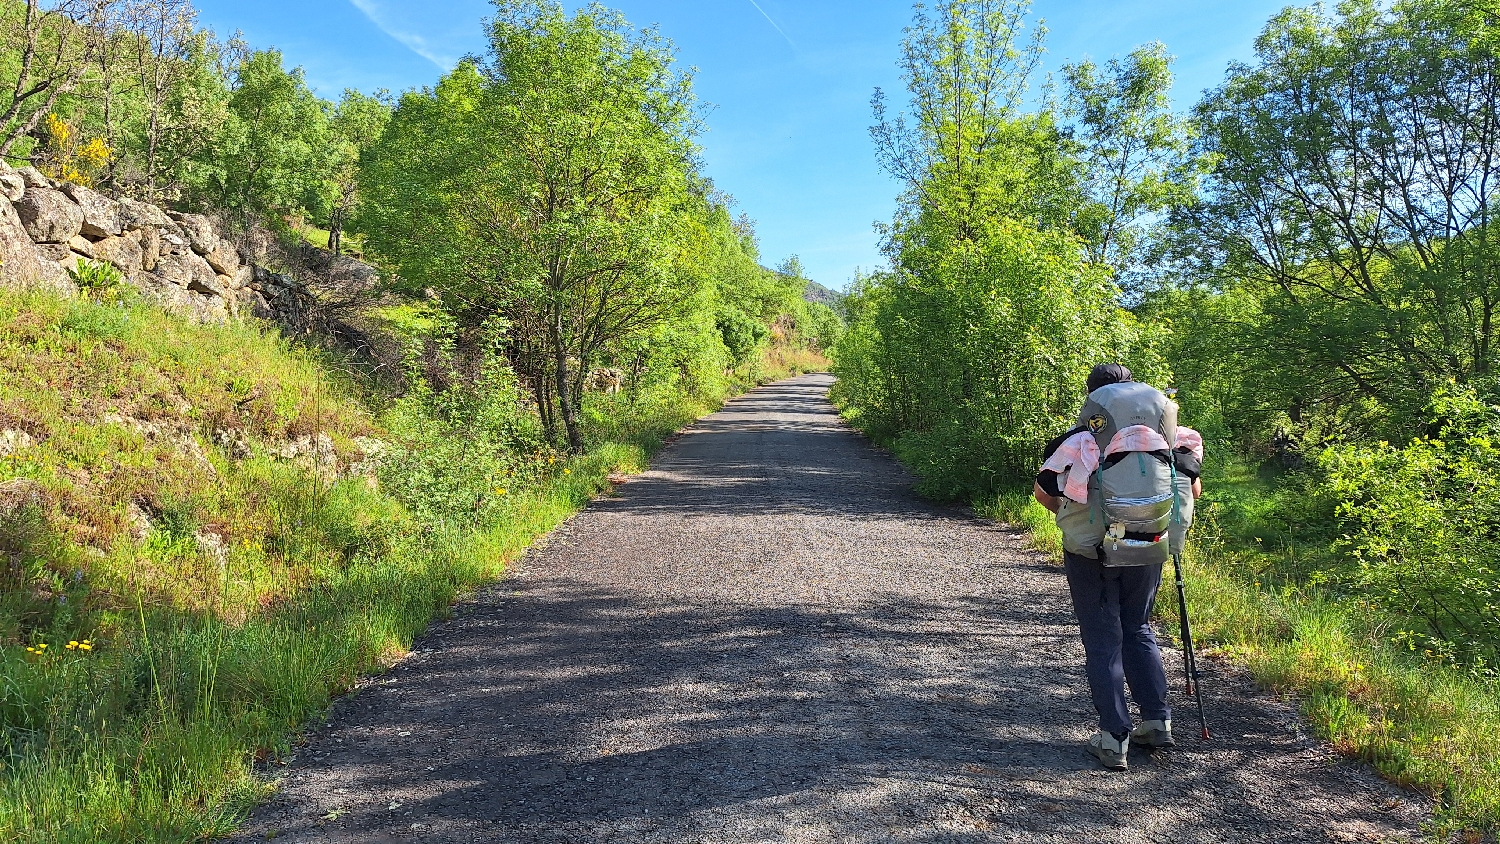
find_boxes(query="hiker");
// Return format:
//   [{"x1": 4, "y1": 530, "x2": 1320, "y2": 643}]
[{"x1": 1032, "y1": 363, "x2": 1204, "y2": 770}]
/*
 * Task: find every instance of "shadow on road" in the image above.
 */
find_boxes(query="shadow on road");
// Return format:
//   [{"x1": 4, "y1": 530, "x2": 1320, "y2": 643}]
[{"x1": 237, "y1": 374, "x2": 1426, "y2": 844}]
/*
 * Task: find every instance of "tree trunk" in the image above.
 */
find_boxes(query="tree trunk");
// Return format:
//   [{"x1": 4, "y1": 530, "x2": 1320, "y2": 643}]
[
  {"x1": 329, "y1": 209, "x2": 343, "y2": 255},
  {"x1": 531, "y1": 373, "x2": 554, "y2": 436},
  {"x1": 553, "y1": 310, "x2": 583, "y2": 453}
]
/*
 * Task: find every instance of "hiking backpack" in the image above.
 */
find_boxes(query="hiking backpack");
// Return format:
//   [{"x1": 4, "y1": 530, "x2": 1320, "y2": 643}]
[{"x1": 1075, "y1": 381, "x2": 1181, "y2": 567}]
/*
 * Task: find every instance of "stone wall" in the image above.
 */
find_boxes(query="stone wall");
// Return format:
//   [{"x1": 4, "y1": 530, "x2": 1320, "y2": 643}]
[{"x1": 0, "y1": 158, "x2": 282, "y2": 323}]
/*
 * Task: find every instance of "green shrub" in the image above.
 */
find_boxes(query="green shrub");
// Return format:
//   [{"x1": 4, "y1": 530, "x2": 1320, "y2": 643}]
[
  {"x1": 65, "y1": 259, "x2": 124, "y2": 293},
  {"x1": 1320, "y1": 388, "x2": 1500, "y2": 674}
]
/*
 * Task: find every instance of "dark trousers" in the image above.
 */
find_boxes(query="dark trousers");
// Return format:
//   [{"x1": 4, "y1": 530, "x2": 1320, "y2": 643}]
[{"x1": 1062, "y1": 550, "x2": 1171, "y2": 735}]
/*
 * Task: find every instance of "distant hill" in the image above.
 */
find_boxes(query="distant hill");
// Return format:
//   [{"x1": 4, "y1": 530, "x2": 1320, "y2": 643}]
[{"x1": 803, "y1": 280, "x2": 844, "y2": 309}]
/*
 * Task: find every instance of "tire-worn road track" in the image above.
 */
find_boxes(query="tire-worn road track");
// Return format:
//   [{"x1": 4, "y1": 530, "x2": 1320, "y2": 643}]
[{"x1": 233, "y1": 374, "x2": 1428, "y2": 843}]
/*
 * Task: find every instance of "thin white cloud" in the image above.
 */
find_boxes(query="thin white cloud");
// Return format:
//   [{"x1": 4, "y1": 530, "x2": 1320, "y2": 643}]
[
  {"x1": 745, "y1": 0, "x2": 796, "y2": 49},
  {"x1": 348, "y1": 0, "x2": 456, "y2": 69}
]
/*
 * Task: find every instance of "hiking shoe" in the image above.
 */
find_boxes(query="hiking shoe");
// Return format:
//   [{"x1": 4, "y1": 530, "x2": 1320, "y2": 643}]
[
  {"x1": 1131, "y1": 719, "x2": 1176, "y2": 749},
  {"x1": 1087, "y1": 731, "x2": 1129, "y2": 770}
]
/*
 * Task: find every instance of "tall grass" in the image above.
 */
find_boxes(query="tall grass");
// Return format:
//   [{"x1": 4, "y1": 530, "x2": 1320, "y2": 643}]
[
  {"x1": 1171, "y1": 502, "x2": 1500, "y2": 839},
  {"x1": 0, "y1": 451, "x2": 640, "y2": 842},
  {"x1": 974, "y1": 487, "x2": 1062, "y2": 559},
  {"x1": 0, "y1": 288, "x2": 699, "y2": 842}
]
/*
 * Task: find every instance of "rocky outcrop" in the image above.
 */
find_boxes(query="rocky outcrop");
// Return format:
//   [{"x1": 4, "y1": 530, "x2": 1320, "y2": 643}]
[
  {"x1": 60, "y1": 183, "x2": 122, "y2": 238},
  {"x1": 0, "y1": 174, "x2": 74, "y2": 295},
  {"x1": 0, "y1": 169, "x2": 22, "y2": 202},
  {"x1": 15, "y1": 187, "x2": 84, "y2": 243},
  {"x1": 0, "y1": 159, "x2": 384, "y2": 330},
  {"x1": 0, "y1": 159, "x2": 255, "y2": 321}
]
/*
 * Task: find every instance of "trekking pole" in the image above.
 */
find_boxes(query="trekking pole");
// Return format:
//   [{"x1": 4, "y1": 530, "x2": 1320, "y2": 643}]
[{"x1": 1171, "y1": 550, "x2": 1210, "y2": 740}]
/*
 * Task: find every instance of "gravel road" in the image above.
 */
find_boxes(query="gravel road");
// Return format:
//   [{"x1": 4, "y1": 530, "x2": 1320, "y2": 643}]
[{"x1": 231, "y1": 374, "x2": 1429, "y2": 844}]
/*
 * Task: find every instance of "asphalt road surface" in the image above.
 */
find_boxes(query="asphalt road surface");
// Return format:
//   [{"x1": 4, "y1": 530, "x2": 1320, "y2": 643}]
[{"x1": 231, "y1": 374, "x2": 1428, "y2": 844}]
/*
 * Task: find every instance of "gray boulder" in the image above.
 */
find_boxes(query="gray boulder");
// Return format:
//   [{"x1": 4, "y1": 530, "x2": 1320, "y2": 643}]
[
  {"x1": 188, "y1": 290, "x2": 231, "y2": 323},
  {"x1": 60, "y1": 183, "x2": 122, "y2": 238},
  {"x1": 0, "y1": 170, "x2": 23, "y2": 203},
  {"x1": 118, "y1": 197, "x2": 173, "y2": 230},
  {"x1": 168, "y1": 212, "x2": 218, "y2": 255},
  {"x1": 14, "y1": 188, "x2": 83, "y2": 243},
  {"x1": 35, "y1": 242, "x2": 70, "y2": 261},
  {"x1": 187, "y1": 271, "x2": 225, "y2": 298},
  {"x1": 133, "y1": 271, "x2": 197, "y2": 311},
  {"x1": 229, "y1": 265, "x2": 252, "y2": 290},
  {"x1": 16, "y1": 167, "x2": 50, "y2": 188},
  {"x1": 91, "y1": 235, "x2": 144, "y2": 275},
  {"x1": 136, "y1": 226, "x2": 160, "y2": 271},
  {"x1": 160, "y1": 231, "x2": 191, "y2": 257},
  {"x1": 154, "y1": 250, "x2": 217, "y2": 290},
  {"x1": 0, "y1": 196, "x2": 74, "y2": 294},
  {"x1": 68, "y1": 235, "x2": 94, "y2": 256},
  {"x1": 205, "y1": 238, "x2": 239, "y2": 274}
]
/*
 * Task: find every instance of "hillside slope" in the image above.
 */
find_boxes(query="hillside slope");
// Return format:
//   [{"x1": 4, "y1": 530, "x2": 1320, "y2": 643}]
[{"x1": 0, "y1": 288, "x2": 642, "y2": 842}]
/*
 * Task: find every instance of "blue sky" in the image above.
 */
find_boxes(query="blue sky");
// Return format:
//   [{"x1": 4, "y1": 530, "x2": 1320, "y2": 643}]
[{"x1": 193, "y1": 0, "x2": 1291, "y2": 290}]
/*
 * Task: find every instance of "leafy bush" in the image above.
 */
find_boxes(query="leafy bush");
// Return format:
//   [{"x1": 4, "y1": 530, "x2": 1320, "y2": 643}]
[
  {"x1": 65, "y1": 259, "x2": 123, "y2": 293},
  {"x1": 833, "y1": 224, "x2": 1170, "y2": 498},
  {"x1": 1321, "y1": 388, "x2": 1500, "y2": 673},
  {"x1": 378, "y1": 353, "x2": 548, "y2": 530}
]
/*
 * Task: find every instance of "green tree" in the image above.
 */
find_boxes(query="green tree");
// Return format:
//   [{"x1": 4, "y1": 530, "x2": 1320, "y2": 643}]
[
  {"x1": 839, "y1": 0, "x2": 1168, "y2": 496},
  {"x1": 0, "y1": 0, "x2": 117, "y2": 160},
  {"x1": 360, "y1": 0, "x2": 702, "y2": 452},
  {"x1": 1061, "y1": 41, "x2": 1196, "y2": 285},
  {"x1": 1183, "y1": 0, "x2": 1500, "y2": 437},
  {"x1": 192, "y1": 48, "x2": 330, "y2": 223},
  {"x1": 320, "y1": 88, "x2": 390, "y2": 254}
]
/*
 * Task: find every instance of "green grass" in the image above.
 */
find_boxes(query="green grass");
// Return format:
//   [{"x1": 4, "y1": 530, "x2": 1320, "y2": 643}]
[
  {"x1": 1178, "y1": 468, "x2": 1500, "y2": 839},
  {"x1": 0, "y1": 288, "x2": 678, "y2": 842},
  {"x1": 974, "y1": 487, "x2": 1062, "y2": 560},
  {"x1": 0, "y1": 450, "x2": 642, "y2": 842},
  {"x1": 980, "y1": 463, "x2": 1500, "y2": 840}
]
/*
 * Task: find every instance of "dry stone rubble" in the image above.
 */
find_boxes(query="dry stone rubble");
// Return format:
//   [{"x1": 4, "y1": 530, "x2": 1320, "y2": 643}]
[{"x1": 0, "y1": 158, "x2": 350, "y2": 326}]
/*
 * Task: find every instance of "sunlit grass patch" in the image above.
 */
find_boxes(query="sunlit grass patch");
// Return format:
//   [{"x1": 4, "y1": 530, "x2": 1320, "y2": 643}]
[
  {"x1": 1159, "y1": 494, "x2": 1500, "y2": 839},
  {"x1": 0, "y1": 288, "x2": 690, "y2": 842},
  {"x1": 974, "y1": 486, "x2": 1063, "y2": 561}
]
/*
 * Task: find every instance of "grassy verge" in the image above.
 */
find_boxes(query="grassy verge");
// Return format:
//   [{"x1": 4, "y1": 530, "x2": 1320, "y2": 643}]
[
  {"x1": 0, "y1": 287, "x2": 795, "y2": 842},
  {"x1": 975, "y1": 488, "x2": 1062, "y2": 560},
  {"x1": 979, "y1": 469, "x2": 1500, "y2": 840},
  {"x1": 0, "y1": 448, "x2": 640, "y2": 842}
]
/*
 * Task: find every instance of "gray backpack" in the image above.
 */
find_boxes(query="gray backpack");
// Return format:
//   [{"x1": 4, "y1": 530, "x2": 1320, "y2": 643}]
[{"x1": 1056, "y1": 381, "x2": 1190, "y2": 566}]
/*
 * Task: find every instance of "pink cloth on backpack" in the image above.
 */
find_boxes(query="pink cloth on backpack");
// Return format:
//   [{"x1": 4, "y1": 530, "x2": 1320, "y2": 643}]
[
  {"x1": 1175, "y1": 426, "x2": 1204, "y2": 461},
  {"x1": 1041, "y1": 425, "x2": 1205, "y2": 504},
  {"x1": 1041, "y1": 431, "x2": 1099, "y2": 504},
  {"x1": 1105, "y1": 425, "x2": 1169, "y2": 457}
]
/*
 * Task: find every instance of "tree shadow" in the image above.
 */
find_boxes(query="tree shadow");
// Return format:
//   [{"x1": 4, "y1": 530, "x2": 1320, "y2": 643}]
[{"x1": 233, "y1": 374, "x2": 1426, "y2": 843}]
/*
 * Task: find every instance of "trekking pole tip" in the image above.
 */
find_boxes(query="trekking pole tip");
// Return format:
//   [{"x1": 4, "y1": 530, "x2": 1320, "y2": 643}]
[{"x1": 1201, "y1": 727, "x2": 1211, "y2": 741}]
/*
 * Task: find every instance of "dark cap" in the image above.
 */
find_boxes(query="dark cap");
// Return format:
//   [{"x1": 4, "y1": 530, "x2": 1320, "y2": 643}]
[{"x1": 1086, "y1": 363, "x2": 1133, "y2": 394}]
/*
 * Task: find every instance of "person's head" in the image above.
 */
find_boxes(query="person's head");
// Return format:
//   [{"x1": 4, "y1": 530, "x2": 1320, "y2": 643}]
[{"x1": 1086, "y1": 363, "x2": 1133, "y2": 394}]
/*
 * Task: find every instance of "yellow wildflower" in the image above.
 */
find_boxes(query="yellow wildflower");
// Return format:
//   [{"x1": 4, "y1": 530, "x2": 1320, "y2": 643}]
[
  {"x1": 44, "y1": 113, "x2": 69, "y2": 146},
  {"x1": 79, "y1": 137, "x2": 111, "y2": 167},
  {"x1": 66, "y1": 641, "x2": 78, "y2": 649},
  {"x1": 79, "y1": 643, "x2": 92, "y2": 651},
  {"x1": 495, "y1": 488, "x2": 507, "y2": 496},
  {"x1": 563, "y1": 469, "x2": 571, "y2": 475}
]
